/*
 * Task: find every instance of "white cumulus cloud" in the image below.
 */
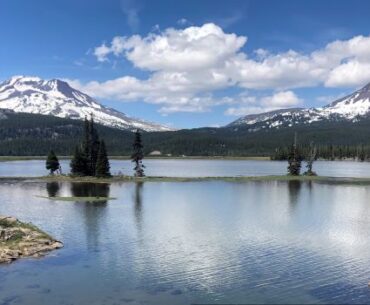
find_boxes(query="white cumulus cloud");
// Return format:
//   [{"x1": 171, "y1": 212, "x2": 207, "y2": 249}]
[
  {"x1": 93, "y1": 23, "x2": 247, "y2": 71},
  {"x1": 75, "y1": 23, "x2": 370, "y2": 115}
]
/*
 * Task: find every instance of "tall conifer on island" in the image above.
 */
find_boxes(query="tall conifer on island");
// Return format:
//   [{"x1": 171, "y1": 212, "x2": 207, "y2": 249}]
[
  {"x1": 304, "y1": 141, "x2": 317, "y2": 176},
  {"x1": 82, "y1": 116, "x2": 91, "y2": 175},
  {"x1": 70, "y1": 115, "x2": 110, "y2": 177},
  {"x1": 96, "y1": 140, "x2": 111, "y2": 178},
  {"x1": 76, "y1": 115, "x2": 100, "y2": 176},
  {"x1": 131, "y1": 129, "x2": 145, "y2": 177},
  {"x1": 287, "y1": 133, "x2": 302, "y2": 176},
  {"x1": 89, "y1": 116, "x2": 100, "y2": 176},
  {"x1": 70, "y1": 146, "x2": 88, "y2": 176},
  {"x1": 46, "y1": 150, "x2": 60, "y2": 175}
]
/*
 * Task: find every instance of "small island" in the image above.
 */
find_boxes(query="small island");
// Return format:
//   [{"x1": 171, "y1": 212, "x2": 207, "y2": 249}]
[{"x1": 0, "y1": 215, "x2": 63, "y2": 264}]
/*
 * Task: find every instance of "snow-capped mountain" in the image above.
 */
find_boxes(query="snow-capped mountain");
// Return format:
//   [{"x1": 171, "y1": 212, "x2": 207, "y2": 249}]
[
  {"x1": 228, "y1": 82, "x2": 370, "y2": 130},
  {"x1": 0, "y1": 76, "x2": 171, "y2": 132}
]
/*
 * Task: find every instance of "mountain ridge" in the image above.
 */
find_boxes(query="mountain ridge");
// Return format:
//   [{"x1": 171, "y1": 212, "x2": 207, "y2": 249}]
[
  {"x1": 228, "y1": 82, "x2": 370, "y2": 130},
  {"x1": 2, "y1": 75, "x2": 370, "y2": 135},
  {"x1": 0, "y1": 76, "x2": 171, "y2": 132}
]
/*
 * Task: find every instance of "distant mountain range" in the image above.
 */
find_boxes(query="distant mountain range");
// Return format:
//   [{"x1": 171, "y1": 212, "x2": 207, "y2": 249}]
[
  {"x1": 228, "y1": 82, "x2": 370, "y2": 130},
  {"x1": 2, "y1": 75, "x2": 370, "y2": 134},
  {"x1": 0, "y1": 76, "x2": 171, "y2": 132},
  {"x1": 1, "y1": 75, "x2": 370, "y2": 156}
]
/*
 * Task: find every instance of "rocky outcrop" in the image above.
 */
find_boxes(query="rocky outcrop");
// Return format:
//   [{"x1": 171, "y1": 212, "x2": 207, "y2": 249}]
[{"x1": 0, "y1": 215, "x2": 63, "y2": 264}]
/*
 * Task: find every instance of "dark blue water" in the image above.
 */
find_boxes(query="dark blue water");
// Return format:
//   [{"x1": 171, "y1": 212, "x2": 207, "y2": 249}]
[
  {"x1": 1, "y1": 159, "x2": 370, "y2": 177},
  {"x1": 1, "y1": 180, "x2": 370, "y2": 304}
]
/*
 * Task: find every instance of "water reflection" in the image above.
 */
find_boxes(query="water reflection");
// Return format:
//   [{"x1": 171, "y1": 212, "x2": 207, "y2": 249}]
[
  {"x1": 2, "y1": 180, "x2": 370, "y2": 304},
  {"x1": 71, "y1": 183, "x2": 110, "y2": 204},
  {"x1": 287, "y1": 180, "x2": 302, "y2": 208},
  {"x1": 133, "y1": 182, "x2": 144, "y2": 233},
  {"x1": 70, "y1": 183, "x2": 111, "y2": 250},
  {"x1": 46, "y1": 182, "x2": 60, "y2": 197}
]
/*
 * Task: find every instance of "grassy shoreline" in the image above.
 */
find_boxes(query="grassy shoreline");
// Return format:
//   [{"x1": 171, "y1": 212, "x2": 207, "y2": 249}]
[{"x1": 1, "y1": 174, "x2": 370, "y2": 184}]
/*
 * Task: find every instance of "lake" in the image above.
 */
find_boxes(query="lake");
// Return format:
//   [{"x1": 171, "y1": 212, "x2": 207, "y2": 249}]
[
  {"x1": 1, "y1": 180, "x2": 370, "y2": 304},
  {"x1": 1, "y1": 159, "x2": 370, "y2": 177}
]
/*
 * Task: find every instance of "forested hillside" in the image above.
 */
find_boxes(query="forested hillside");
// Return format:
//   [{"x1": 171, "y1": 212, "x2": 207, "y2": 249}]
[
  {"x1": 2, "y1": 111, "x2": 370, "y2": 158},
  {"x1": 0, "y1": 112, "x2": 132, "y2": 155}
]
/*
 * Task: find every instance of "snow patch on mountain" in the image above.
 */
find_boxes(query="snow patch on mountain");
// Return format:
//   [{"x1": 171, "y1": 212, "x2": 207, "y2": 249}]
[
  {"x1": 0, "y1": 76, "x2": 172, "y2": 132},
  {"x1": 228, "y1": 82, "x2": 370, "y2": 130}
]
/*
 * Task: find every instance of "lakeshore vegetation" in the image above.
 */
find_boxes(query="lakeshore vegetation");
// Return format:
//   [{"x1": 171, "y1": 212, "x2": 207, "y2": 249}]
[
  {"x1": 46, "y1": 116, "x2": 146, "y2": 178},
  {"x1": 43, "y1": 123, "x2": 314, "y2": 179}
]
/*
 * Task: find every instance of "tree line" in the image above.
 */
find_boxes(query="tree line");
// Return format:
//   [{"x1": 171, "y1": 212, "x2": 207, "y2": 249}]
[
  {"x1": 272, "y1": 143, "x2": 370, "y2": 161},
  {"x1": 46, "y1": 117, "x2": 145, "y2": 177},
  {"x1": 7, "y1": 110, "x2": 370, "y2": 158}
]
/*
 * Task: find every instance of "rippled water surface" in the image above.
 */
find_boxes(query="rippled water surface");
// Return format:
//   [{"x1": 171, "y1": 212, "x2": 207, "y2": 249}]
[
  {"x1": 1, "y1": 180, "x2": 370, "y2": 304},
  {"x1": 2, "y1": 159, "x2": 370, "y2": 177}
]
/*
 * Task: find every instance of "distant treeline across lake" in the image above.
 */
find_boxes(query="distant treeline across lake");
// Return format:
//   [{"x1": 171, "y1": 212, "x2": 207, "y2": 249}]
[{"x1": 3, "y1": 111, "x2": 370, "y2": 159}]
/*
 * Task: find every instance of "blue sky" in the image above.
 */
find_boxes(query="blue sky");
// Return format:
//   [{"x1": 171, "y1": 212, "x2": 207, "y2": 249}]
[{"x1": 1, "y1": 0, "x2": 370, "y2": 128}]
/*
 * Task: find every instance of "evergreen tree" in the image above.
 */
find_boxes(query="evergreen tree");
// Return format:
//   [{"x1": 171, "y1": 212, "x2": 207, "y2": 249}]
[
  {"x1": 329, "y1": 144, "x2": 335, "y2": 161},
  {"x1": 131, "y1": 129, "x2": 145, "y2": 177},
  {"x1": 89, "y1": 116, "x2": 100, "y2": 176},
  {"x1": 46, "y1": 150, "x2": 60, "y2": 175},
  {"x1": 95, "y1": 141, "x2": 111, "y2": 177},
  {"x1": 358, "y1": 144, "x2": 366, "y2": 161},
  {"x1": 287, "y1": 133, "x2": 302, "y2": 176},
  {"x1": 82, "y1": 116, "x2": 91, "y2": 175},
  {"x1": 79, "y1": 115, "x2": 100, "y2": 176},
  {"x1": 70, "y1": 146, "x2": 88, "y2": 176},
  {"x1": 304, "y1": 141, "x2": 317, "y2": 176}
]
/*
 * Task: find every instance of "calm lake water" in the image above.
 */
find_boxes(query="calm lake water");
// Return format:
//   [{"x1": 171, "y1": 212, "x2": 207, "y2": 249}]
[
  {"x1": 1, "y1": 180, "x2": 370, "y2": 304},
  {"x1": 1, "y1": 159, "x2": 370, "y2": 177}
]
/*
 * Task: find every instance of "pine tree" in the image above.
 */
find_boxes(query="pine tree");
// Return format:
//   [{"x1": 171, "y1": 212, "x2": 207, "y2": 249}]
[
  {"x1": 287, "y1": 133, "x2": 302, "y2": 176},
  {"x1": 95, "y1": 141, "x2": 111, "y2": 177},
  {"x1": 80, "y1": 115, "x2": 100, "y2": 176},
  {"x1": 82, "y1": 116, "x2": 91, "y2": 175},
  {"x1": 70, "y1": 146, "x2": 88, "y2": 176},
  {"x1": 329, "y1": 144, "x2": 335, "y2": 161},
  {"x1": 46, "y1": 150, "x2": 60, "y2": 175},
  {"x1": 358, "y1": 144, "x2": 366, "y2": 162},
  {"x1": 304, "y1": 141, "x2": 317, "y2": 176},
  {"x1": 131, "y1": 129, "x2": 145, "y2": 177},
  {"x1": 89, "y1": 116, "x2": 100, "y2": 176}
]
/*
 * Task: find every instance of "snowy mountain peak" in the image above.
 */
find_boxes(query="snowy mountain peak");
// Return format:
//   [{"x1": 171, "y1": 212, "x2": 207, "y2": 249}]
[
  {"x1": 322, "y1": 83, "x2": 370, "y2": 118},
  {"x1": 0, "y1": 76, "x2": 172, "y2": 132},
  {"x1": 228, "y1": 82, "x2": 370, "y2": 130}
]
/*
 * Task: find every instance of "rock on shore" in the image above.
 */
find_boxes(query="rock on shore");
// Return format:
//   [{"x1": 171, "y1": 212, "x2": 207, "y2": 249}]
[{"x1": 0, "y1": 215, "x2": 63, "y2": 264}]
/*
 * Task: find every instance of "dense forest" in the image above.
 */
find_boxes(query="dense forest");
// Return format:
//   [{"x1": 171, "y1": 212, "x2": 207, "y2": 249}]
[{"x1": 2, "y1": 111, "x2": 370, "y2": 159}]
